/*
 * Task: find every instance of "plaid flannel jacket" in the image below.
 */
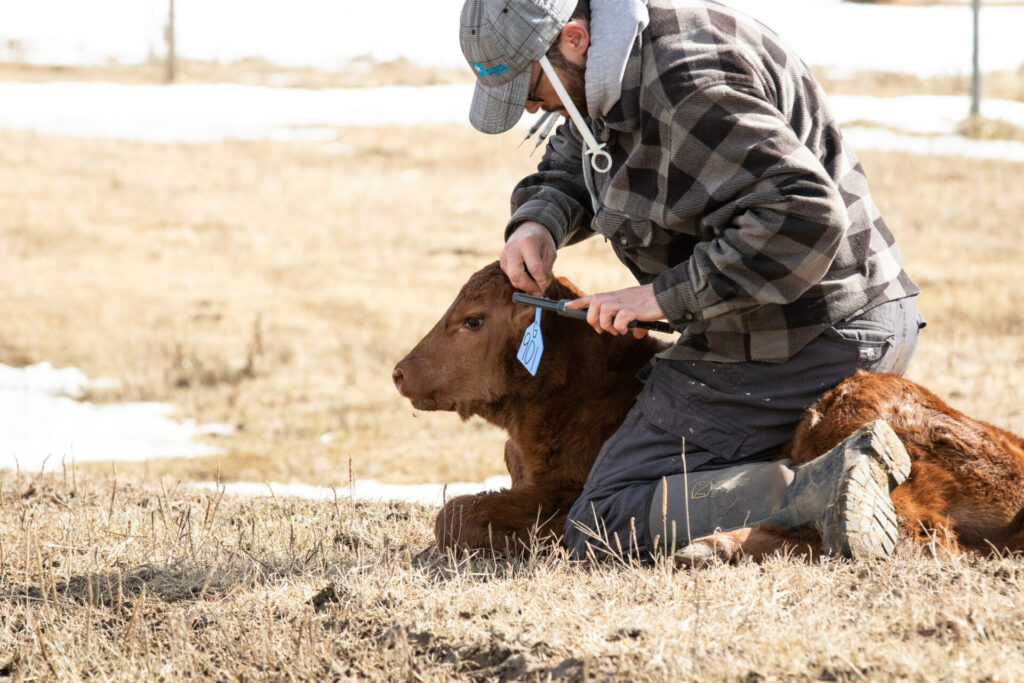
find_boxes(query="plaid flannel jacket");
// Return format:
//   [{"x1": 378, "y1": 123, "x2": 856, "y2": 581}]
[{"x1": 507, "y1": 0, "x2": 918, "y2": 362}]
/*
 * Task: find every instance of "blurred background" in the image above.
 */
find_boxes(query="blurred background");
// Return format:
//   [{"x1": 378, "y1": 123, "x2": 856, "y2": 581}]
[{"x1": 1, "y1": 0, "x2": 1022, "y2": 498}]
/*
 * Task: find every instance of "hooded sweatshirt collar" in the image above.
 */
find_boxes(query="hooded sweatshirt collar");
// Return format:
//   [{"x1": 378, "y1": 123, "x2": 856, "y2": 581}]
[{"x1": 585, "y1": 0, "x2": 649, "y2": 130}]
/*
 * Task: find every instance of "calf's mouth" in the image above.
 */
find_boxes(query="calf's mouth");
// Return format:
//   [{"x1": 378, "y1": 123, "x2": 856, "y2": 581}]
[{"x1": 393, "y1": 366, "x2": 455, "y2": 412}]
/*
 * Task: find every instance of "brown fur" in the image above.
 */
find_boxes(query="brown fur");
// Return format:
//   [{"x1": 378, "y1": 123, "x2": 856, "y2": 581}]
[
  {"x1": 698, "y1": 371, "x2": 1024, "y2": 562},
  {"x1": 393, "y1": 262, "x2": 666, "y2": 553},
  {"x1": 395, "y1": 263, "x2": 1024, "y2": 559}
]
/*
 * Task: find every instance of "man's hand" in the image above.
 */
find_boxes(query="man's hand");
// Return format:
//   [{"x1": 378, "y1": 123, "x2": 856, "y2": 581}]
[
  {"x1": 500, "y1": 222, "x2": 556, "y2": 296},
  {"x1": 567, "y1": 284, "x2": 664, "y2": 338}
]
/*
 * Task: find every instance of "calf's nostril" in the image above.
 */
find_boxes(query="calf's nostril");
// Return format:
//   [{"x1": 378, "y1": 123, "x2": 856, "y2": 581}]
[{"x1": 392, "y1": 367, "x2": 404, "y2": 388}]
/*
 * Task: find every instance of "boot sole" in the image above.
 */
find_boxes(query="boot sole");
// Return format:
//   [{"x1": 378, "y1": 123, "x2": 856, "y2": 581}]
[{"x1": 832, "y1": 420, "x2": 912, "y2": 560}]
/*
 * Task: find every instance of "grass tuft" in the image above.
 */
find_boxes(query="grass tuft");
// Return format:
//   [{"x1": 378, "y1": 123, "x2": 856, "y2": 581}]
[{"x1": 958, "y1": 114, "x2": 1024, "y2": 141}]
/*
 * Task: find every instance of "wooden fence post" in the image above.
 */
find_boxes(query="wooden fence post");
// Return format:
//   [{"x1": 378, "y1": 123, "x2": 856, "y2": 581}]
[
  {"x1": 970, "y1": 0, "x2": 981, "y2": 117},
  {"x1": 166, "y1": 0, "x2": 177, "y2": 82}
]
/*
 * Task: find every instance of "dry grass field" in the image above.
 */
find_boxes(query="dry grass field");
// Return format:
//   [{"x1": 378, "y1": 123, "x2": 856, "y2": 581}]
[
  {"x1": 1, "y1": 471, "x2": 1023, "y2": 680},
  {"x1": 1, "y1": 63, "x2": 1023, "y2": 678}
]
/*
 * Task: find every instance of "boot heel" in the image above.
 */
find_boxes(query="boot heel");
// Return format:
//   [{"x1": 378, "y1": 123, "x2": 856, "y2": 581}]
[
  {"x1": 861, "y1": 419, "x2": 912, "y2": 488},
  {"x1": 826, "y1": 420, "x2": 910, "y2": 560},
  {"x1": 838, "y1": 458, "x2": 901, "y2": 559}
]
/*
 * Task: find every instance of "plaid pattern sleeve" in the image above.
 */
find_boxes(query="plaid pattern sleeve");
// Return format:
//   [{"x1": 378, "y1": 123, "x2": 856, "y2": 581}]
[{"x1": 505, "y1": 120, "x2": 595, "y2": 246}]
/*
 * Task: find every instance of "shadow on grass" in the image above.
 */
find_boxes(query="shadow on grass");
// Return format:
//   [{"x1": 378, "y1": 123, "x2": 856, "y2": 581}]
[{"x1": 3, "y1": 555, "x2": 310, "y2": 610}]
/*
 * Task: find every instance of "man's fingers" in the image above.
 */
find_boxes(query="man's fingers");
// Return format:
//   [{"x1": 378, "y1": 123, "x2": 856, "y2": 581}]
[
  {"x1": 521, "y1": 250, "x2": 551, "y2": 295},
  {"x1": 514, "y1": 273, "x2": 543, "y2": 296},
  {"x1": 501, "y1": 254, "x2": 542, "y2": 296},
  {"x1": 565, "y1": 296, "x2": 590, "y2": 310},
  {"x1": 585, "y1": 299, "x2": 603, "y2": 333},
  {"x1": 600, "y1": 305, "x2": 619, "y2": 335},
  {"x1": 565, "y1": 285, "x2": 663, "y2": 336},
  {"x1": 613, "y1": 310, "x2": 636, "y2": 335},
  {"x1": 500, "y1": 222, "x2": 557, "y2": 298}
]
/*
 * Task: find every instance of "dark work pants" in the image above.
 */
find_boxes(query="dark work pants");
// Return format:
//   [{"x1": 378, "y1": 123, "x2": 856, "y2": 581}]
[{"x1": 563, "y1": 296, "x2": 926, "y2": 561}]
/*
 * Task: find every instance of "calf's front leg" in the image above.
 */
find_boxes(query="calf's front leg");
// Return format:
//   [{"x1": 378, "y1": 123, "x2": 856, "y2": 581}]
[{"x1": 435, "y1": 483, "x2": 581, "y2": 554}]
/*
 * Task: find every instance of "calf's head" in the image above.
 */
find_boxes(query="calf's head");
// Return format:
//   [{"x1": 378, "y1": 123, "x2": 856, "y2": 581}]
[{"x1": 392, "y1": 262, "x2": 576, "y2": 420}]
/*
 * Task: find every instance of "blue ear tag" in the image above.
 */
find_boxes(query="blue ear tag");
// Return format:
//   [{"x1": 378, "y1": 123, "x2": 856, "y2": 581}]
[{"x1": 516, "y1": 308, "x2": 544, "y2": 376}]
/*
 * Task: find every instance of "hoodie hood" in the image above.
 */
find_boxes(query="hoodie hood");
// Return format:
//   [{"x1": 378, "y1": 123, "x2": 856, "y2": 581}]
[{"x1": 585, "y1": 0, "x2": 650, "y2": 119}]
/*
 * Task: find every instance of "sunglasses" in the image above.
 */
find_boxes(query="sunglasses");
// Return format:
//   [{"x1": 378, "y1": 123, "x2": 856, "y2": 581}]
[{"x1": 525, "y1": 65, "x2": 545, "y2": 103}]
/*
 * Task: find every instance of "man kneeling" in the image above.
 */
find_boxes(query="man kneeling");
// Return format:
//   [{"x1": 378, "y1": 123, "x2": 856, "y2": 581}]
[{"x1": 457, "y1": 0, "x2": 923, "y2": 561}]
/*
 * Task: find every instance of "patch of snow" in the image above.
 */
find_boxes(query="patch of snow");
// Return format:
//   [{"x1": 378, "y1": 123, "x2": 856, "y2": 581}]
[
  {"x1": 0, "y1": 361, "x2": 90, "y2": 400},
  {"x1": 0, "y1": 363, "x2": 229, "y2": 473},
  {"x1": 829, "y1": 94, "x2": 1024, "y2": 135},
  {"x1": 0, "y1": 81, "x2": 475, "y2": 143},
  {"x1": 844, "y1": 127, "x2": 1024, "y2": 163},
  {"x1": 2, "y1": 81, "x2": 1023, "y2": 162},
  {"x1": 0, "y1": 0, "x2": 469, "y2": 70},
  {"x1": 192, "y1": 476, "x2": 514, "y2": 507}
]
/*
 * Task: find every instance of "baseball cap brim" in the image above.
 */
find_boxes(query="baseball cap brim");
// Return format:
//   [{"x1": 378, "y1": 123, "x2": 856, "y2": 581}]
[{"x1": 469, "y1": 68, "x2": 531, "y2": 134}]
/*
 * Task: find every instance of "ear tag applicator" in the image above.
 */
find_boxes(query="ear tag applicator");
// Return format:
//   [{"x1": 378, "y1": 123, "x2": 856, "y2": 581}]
[{"x1": 516, "y1": 308, "x2": 544, "y2": 376}]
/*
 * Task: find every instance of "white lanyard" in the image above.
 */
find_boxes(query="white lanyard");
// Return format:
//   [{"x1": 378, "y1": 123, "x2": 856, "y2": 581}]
[{"x1": 539, "y1": 55, "x2": 613, "y2": 174}]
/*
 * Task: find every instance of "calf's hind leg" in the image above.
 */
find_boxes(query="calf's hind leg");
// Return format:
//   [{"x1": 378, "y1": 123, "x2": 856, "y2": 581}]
[
  {"x1": 674, "y1": 526, "x2": 822, "y2": 565},
  {"x1": 674, "y1": 421, "x2": 909, "y2": 565}
]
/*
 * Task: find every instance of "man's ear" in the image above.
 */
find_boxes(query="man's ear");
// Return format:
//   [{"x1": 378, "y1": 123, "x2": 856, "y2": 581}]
[{"x1": 558, "y1": 21, "x2": 590, "y2": 61}]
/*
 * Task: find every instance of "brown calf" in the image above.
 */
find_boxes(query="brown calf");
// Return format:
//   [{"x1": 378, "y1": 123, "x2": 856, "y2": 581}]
[
  {"x1": 692, "y1": 371, "x2": 1024, "y2": 561},
  {"x1": 395, "y1": 262, "x2": 1024, "y2": 558},
  {"x1": 392, "y1": 262, "x2": 665, "y2": 552}
]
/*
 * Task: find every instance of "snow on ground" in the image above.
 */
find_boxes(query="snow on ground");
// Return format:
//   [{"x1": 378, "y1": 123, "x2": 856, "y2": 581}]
[
  {"x1": 0, "y1": 0, "x2": 1021, "y2": 76},
  {"x1": 1, "y1": 0, "x2": 1022, "y2": 154},
  {"x1": 1, "y1": 80, "x2": 1023, "y2": 162},
  {"x1": 193, "y1": 476, "x2": 514, "y2": 506},
  {"x1": 843, "y1": 127, "x2": 1024, "y2": 163},
  {"x1": 0, "y1": 362, "x2": 509, "y2": 502},
  {"x1": 0, "y1": 81, "x2": 474, "y2": 143},
  {"x1": 0, "y1": 363, "x2": 228, "y2": 473}
]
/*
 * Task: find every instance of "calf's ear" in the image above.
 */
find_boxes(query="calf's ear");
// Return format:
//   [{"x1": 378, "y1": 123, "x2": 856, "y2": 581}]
[
  {"x1": 511, "y1": 295, "x2": 539, "y2": 330},
  {"x1": 545, "y1": 275, "x2": 586, "y2": 300}
]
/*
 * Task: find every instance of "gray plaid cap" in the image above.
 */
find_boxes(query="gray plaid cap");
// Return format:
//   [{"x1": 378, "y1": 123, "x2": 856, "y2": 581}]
[{"x1": 460, "y1": 0, "x2": 576, "y2": 133}]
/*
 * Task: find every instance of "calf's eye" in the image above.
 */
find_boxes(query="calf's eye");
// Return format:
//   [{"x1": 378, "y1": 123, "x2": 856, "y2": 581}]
[{"x1": 463, "y1": 317, "x2": 484, "y2": 330}]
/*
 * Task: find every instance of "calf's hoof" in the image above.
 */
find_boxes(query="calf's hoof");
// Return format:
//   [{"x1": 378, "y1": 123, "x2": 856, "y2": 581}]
[
  {"x1": 674, "y1": 530, "x2": 748, "y2": 568},
  {"x1": 434, "y1": 495, "x2": 481, "y2": 551}
]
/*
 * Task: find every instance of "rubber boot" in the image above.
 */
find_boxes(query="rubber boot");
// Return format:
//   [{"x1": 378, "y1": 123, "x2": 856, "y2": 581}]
[
  {"x1": 648, "y1": 461, "x2": 795, "y2": 553},
  {"x1": 756, "y1": 419, "x2": 910, "y2": 558},
  {"x1": 654, "y1": 420, "x2": 911, "y2": 563}
]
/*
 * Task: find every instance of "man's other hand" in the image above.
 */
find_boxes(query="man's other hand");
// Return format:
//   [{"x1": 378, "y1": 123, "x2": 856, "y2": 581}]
[
  {"x1": 500, "y1": 222, "x2": 556, "y2": 296},
  {"x1": 567, "y1": 284, "x2": 664, "y2": 338}
]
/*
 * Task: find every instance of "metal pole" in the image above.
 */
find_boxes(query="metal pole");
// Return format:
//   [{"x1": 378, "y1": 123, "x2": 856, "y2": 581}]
[
  {"x1": 166, "y1": 0, "x2": 177, "y2": 82},
  {"x1": 970, "y1": 0, "x2": 981, "y2": 117}
]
